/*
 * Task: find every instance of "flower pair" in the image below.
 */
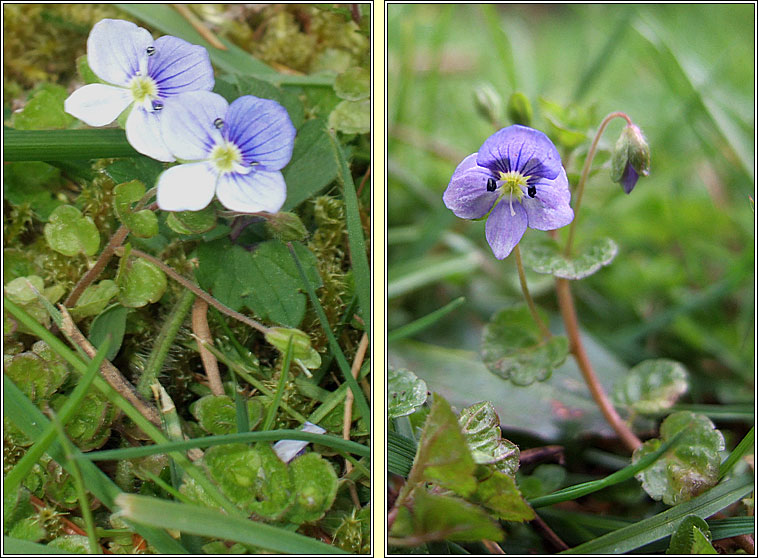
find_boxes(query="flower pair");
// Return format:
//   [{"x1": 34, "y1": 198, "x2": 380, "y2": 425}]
[{"x1": 65, "y1": 18, "x2": 295, "y2": 214}]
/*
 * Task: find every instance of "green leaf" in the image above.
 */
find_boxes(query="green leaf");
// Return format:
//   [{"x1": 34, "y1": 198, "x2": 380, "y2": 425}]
[
  {"x1": 263, "y1": 212, "x2": 308, "y2": 242},
  {"x1": 43, "y1": 205, "x2": 100, "y2": 257},
  {"x1": 70, "y1": 280, "x2": 118, "y2": 319},
  {"x1": 105, "y1": 158, "x2": 164, "y2": 189},
  {"x1": 411, "y1": 394, "x2": 478, "y2": 497},
  {"x1": 518, "y1": 464, "x2": 567, "y2": 500},
  {"x1": 166, "y1": 207, "x2": 217, "y2": 235},
  {"x1": 633, "y1": 411, "x2": 725, "y2": 505},
  {"x1": 264, "y1": 327, "x2": 321, "y2": 368},
  {"x1": 4, "y1": 276, "x2": 45, "y2": 305},
  {"x1": 286, "y1": 453, "x2": 338, "y2": 524},
  {"x1": 334, "y1": 67, "x2": 370, "y2": 101},
  {"x1": 390, "y1": 490, "x2": 503, "y2": 543},
  {"x1": 614, "y1": 359, "x2": 689, "y2": 414},
  {"x1": 481, "y1": 305, "x2": 569, "y2": 386},
  {"x1": 521, "y1": 236, "x2": 618, "y2": 280},
  {"x1": 11, "y1": 84, "x2": 73, "y2": 131},
  {"x1": 471, "y1": 467, "x2": 535, "y2": 522},
  {"x1": 113, "y1": 180, "x2": 158, "y2": 238},
  {"x1": 2, "y1": 162, "x2": 64, "y2": 220},
  {"x1": 3, "y1": 350, "x2": 67, "y2": 402},
  {"x1": 388, "y1": 368, "x2": 427, "y2": 419},
  {"x1": 281, "y1": 119, "x2": 339, "y2": 211},
  {"x1": 50, "y1": 391, "x2": 115, "y2": 451},
  {"x1": 196, "y1": 239, "x2": 321, "y2": 327},
  {"x1": 117, "y1": 253, "x2": 167, "y2": 308},
  {"x1": 667, "y1": 515, "x2": 717, "y2": 554},
  {"x1": 192, "y1": 395, "x2": 262, "y2": 435},
  {"x1": 538, "y1": 97, "x2": 594, "y2": 151},
  {"x1": 88, "y1": 304, "x2": 128, "y2": 361},
  {"x1": 459, "y1": 401, "x2": 520, "y2": 476},
  {"x1": 328, "y1": 99, "x2": 370, "y2": 134}
]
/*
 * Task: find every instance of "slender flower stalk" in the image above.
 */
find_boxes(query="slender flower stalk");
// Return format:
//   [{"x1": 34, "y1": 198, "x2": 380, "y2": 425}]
[{"x1": 513, "y1": 245, "x2": 551, "y2": 340}]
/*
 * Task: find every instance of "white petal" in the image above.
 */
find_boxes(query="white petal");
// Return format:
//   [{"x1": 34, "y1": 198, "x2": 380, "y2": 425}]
[
  {"x1": 126, "y1": 108, "x2": 175, "y2": 162},
  {"x1": 156, "y1": 162, "x2": 217, "y2": 211},
  {"x1": 216, "y1": 169, "x2": 286, "y2": 213},
  {"x1": 64, "y1": 84, "x2": 132, "y2": 127},
  {"x1": 160, "y1": 91, "x2": 226, "y2": 161},
  {"x1": 273, "y1": 422, "x2": 326, "y2": 463},
  {"x1": 87, "y1": 19, "x2": 152, "y2": 86}
]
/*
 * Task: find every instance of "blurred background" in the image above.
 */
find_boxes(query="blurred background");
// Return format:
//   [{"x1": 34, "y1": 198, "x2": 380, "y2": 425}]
[{"x1": 387, "y1": 4, "x2": 754, "y2": 443}]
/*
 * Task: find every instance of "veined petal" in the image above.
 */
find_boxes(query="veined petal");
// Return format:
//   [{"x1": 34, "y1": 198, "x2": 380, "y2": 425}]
[
  {"x1": 156, "y1": 162, "x2": 217, "y2": 211},
  {"x1": 216, "y1": 169, "x2": 286, "y2": 213},
  {"x1": 160, "y1": 91, "x2": 227, "y2": 160},
  {"x1": 477, "y1": 125, "x2": 562, "y2": 180},
  {"x1": 150, "y1": 35, "x2": 214, "y2": 97},
  {"x1": 64, "y1": 84, "x2": 132, "y2": 126},
  {"x1": 443, "y1": 153, "x2": 499, "y2": 219},
  {"x1": 521, "y1": 168, "x2": 574, "y2": 230},
  {"x1": 87, "y1": 19, "x2": 152, "y2": 86},
  {"x1": 485, "y1": 200, "x2": 528, "y2": 260},
  {"x1": 225, "y1": 96, "x2": 296, "y2": 170},
  {"x1": 126, "y1": 107, "x2": 175, "y2": 162}
]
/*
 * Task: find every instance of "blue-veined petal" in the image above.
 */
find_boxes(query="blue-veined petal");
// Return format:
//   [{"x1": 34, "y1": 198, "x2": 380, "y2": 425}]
[
  {"x1": 216, "y1": 169, "x2": 286, "y2": 213},
  {"x1": 521, "y1": 168, "x2": 574, "y2": 231},
  {"x1": 485, "y1": 200, "x2": 528, "y2": 260},
  {"x1": 443, "y1": 153, "x2": 499, "y2": 219},
  {"x1": 64, "y1": 83, "x2": 132, "y2": 127},
  {"x1": 161, "y1": 91, "x2": 226, "y2": 161},
  {"x1": 225, "y1": 96, "x2": 296, "y2": 171},
  {"x1": 150, "y1": 35, "x2": 214, "y2": 97},
  {"x1": 477, "y1": 125, "x2": 562, "y2": 180},
  {"x1": 87, "y1": 19, "x2": 152, "y2": 87},
  {"x1": 126, "y1": 107, "x2": 175, "y2": 162},
  {"x1": 156, "y1": 161, "x2": 217, "y2": 211}
]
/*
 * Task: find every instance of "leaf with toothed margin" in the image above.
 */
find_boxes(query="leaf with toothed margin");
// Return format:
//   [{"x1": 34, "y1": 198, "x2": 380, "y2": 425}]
[
  {"x1": 613, "y1": 359, "x2": 689, "y2": 414},
  {"x1": 388, "y1": 367, "x2": 427, "y2": 419},
  {"x1": 520, "y1": 236, "x2": 618, "y2": 279},
  {"x1": 459, "y1": 401, "x2": 520, "y2": 477}
]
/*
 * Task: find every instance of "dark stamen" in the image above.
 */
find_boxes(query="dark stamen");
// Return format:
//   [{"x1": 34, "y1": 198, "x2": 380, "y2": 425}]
[
  {"x1": 151, "y1": 100, "x2": 164, "y2": 111},
  {"x1": 527, "y1": 185, "x2": 536, "y2": 198},
  {"x1": 146, "y1": 46, "x2": 156, "y2": 56},
  {"x1": 486, "y1": 178, "x2": 497, "y2": 192},
  {"x1": 214, "y1": 118, "x2": 224, "y2": 129}
]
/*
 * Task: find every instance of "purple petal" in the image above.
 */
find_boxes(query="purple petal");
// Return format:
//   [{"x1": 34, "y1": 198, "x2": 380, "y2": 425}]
[
  {"x1": 620, "y1": 163, "x2": 639, "y2": 194},
  {"x1": 160, "y1": 91, "x2": 227, "y2": 161},
  {"x1": 64, "y1": 84, "x2": 132, "y2": 127},
  {"x1": 225, "y1": 96, "x2": 296, "y2": 171},
  {"x1": 443, "y1": 153, "x2": 499, "y2": 219},
  {"x1": 273, "y1": 422, "x2": 326, "y2": 463},
  {"x1": 521, "y1": 168, "x2": 574, "y2": 231},
  {"x1": 485, "y1": 199, "x2": 528, "y2": 260},
  {"x1": 216, "y1": 169, "x2": 286, "y2": 213},
  {"x1": 149, "y1": 35, "x2": 214, "y2": 97},
  {"x1": 126, "y1": 107, "x2": 175, "y2": 162},
  {"x1": 156, "y1": 162, "x2": 217, "y2": 211},
  {"x1": 87, "y1": 19, "x2": 152, "y2": 87},
  {"x1": 477, "y1": 125, "x2": 562, "y2": 180}
]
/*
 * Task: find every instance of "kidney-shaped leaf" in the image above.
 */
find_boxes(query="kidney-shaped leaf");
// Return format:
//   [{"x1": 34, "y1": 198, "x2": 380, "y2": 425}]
[
  {"x1": 44, "y1": 205, "x2": 100, "y2": 257},
  {"x1": 614, "y1": 359, "x2": 689, "y2": 414},
  {"x1": 521, "y1": 236, "x2": 618, "y2": 280}
]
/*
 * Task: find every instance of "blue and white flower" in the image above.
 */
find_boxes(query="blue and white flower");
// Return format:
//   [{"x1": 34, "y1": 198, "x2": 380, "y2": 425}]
[
  {"x1": 156, "y1": 91, "x2": 296, "y2": 213},
  {"x1": 64, "y1": 18, "x2": 214, "y2": 162}
]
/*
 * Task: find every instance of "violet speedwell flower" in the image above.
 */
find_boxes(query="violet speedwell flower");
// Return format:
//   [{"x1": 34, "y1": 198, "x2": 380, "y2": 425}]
[
  {"x1": 443, "y1": 125, "x2": 574, "y2": 259},
  {"x1": 156, "y1": 91, "x2": 296, "y2": 213},
  {"x1": 64, "y1": 18, "x2": 214, "y2": 162}
]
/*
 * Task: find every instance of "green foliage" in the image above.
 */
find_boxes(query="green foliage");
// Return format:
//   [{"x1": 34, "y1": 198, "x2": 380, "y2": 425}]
[
  {"x1": 388, "y1": 367, "x2": 428, "y2": 419},
  {"x1": 613, "y1": 358, "x2": 689, "y2": 414},
  {"x1": 263, "y1": 212, "x2": 308, "y2": 242},
  {"x1": 471, "y1": 467, "x2": 534, "y2": 522},
  {"x1": 264, "y1": 327, "x2": 321, "y2": 368},
  {"x1": 69, "y1": 280, "x2": 118, "y2": 319},
  {"x1": 521, "y1": 236, "x2": 619, "y2": 280},
  {"x1": 481, "y1": 305, "x2": 569, "y2": 385},
  {"x1": 191, "y1": 395, "x2": 263, "y2": 435},
  {"x1": 2, "y1": 162, "x2": 65, "y2": 221},
  {"x1": 666, "y1": 515, "x2": 717, "y2": 554},
  {"x1": 43, "y1": 205, "x2": 100, "y2": 257},
  {"x1": 633, "y1": 411, "x2": 725, "y2": 505},
  {"x1": 166, "y1": 207, "x2": 217, "y2": 236},
  {"x1": 286, "y1": 453, "x2": 339, "y2": 524},
  {"x1": 458, "y1": 401, "x2": 520, "y2": 476},
  {"x1": 113, "y1": 180, "x2": 158, "y2": 238},
  {"x1": 88, "y1": 304, "x2": 128, "y2": 360},
  {"x1": 329, "y1": 99, "x2": 370, "y2": 134},
  {"x1": 116, "y1": 250, "x2": 167, "y2": 308},
  {"x1": 51, "y1": 391, "x2": 115, "y2": 451},
  {"x1": 3, "y1": 341, "x2": 70, "y2": 402},
  {"x1": 10, "y1": 83, "x2": 74, "y2": 130}
]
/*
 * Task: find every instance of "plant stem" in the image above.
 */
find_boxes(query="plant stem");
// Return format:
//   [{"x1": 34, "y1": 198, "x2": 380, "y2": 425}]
[
  {"x1": 191, "y1": 297, "x2": 225, "y2": 397},
  {"x1": 555, "y1": 278, "x2": 641, "y2": 452},
  {"x1": 513, "y1": 245, "x2": 551, "y2": 340},
  {"x1": 138, "y1": 290, "x2": 196, "y2": 398},
  {"x1": 564, "y1": 111, "x2": 633, "y2": 256}
]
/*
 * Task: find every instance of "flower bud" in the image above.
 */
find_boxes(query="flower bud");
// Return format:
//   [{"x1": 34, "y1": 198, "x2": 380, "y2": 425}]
[
  {"x1": 474, "y1": 83, "x2": 503, "y2": 125},
  {"x1": 507, "y1": 92, "x2": 533, "y2": 127},
  {"x1": 264, "y1": 212, "x2": 308, "y2": 242},
  {"x1": 611, "y1": 124, "x2": 650, "y2": 194}
]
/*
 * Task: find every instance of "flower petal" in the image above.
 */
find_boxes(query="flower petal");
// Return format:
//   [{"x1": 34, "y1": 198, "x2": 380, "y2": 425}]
[
  {"x1": 521, "y1": 168, "x2": 574, "y2": 231},
  {"x1": 485, "y1": 199, "x2": 528, "y2": 260},
  {"x1": 216, "y1": 169, "x2": 286, "y2": 213},
  {"x1": 160, "y1": 91, "x2": 227, "y2": 161},
  {"x1": 150, "y1": 35, "x2": 214, "y2": 97},
  {"x1": 443, "y1": 153, "x2": 499, "y2": 219},
  {"x1": 126, "y1": 107, "x2": 175, "y2": 162},
  {"x1": 64, "y1": 84, "x2": 132, "y2": 127},
  {"x1": 225, "y1": 96, "x2": 296, "y2": 171},
  {"x1": 87, "y1": 19, "x2": 152, "y2": 86},
  {"x1": 156, "y1": 162, "x2": 217, "y2": 211},
  {"x1": 477, "y1": 125, "x2": 562, "y2": 180}
]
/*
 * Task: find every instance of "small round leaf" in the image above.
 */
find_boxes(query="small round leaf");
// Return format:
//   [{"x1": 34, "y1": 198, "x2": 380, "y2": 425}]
[
  {"x1": 286, "y1": 453, "x2": 338, "y2": 524},
  {"x1": 43, "y1": 205, "x2": 100, "y2": 257},
  {"x1": 117, "y1": 258, "x2": 167, "y2": 308},
  {"x1": 388, "y1": 367, "x2": 427, "y2": 419},
  {"x1": 521, "y1": 236, "x2": 618, "y2": 280},
  {"x1": 613, "y1": 359, "x2": 689, "y2": 414}
]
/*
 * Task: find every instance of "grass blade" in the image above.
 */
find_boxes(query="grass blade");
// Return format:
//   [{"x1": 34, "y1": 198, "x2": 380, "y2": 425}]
[
  {"x1": 388, "y1": 297, "x2": 466, "y2": 342},
  {"x1": 3, "y1": 129, "x2": 138, "y2": 161},
  {"x1": 719, "y1": 426, "x2": 754, "y2": 480}
]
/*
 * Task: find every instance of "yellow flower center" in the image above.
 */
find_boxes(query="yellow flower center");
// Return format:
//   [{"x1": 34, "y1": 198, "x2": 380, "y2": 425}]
[
  {"x1": 495, "y1": 171, "x2": 530, "y2": 216},
  {"x1": 210, "y1": 141, "x2": 242, "y2": 173},
  {"x1": 129, "y1": 75, "x2": 158, "y2": 105}
]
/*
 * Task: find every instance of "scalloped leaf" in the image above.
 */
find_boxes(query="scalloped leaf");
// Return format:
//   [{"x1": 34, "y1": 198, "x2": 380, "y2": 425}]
[
  {"x1": 192, "y1": 395, "x2": 263, "y2": 435},
  {"x1": 117, "y1": 251, "x2": 167, "y2": 308},
  {"x1": 666, "y1": 515, "x2": 717, "y2": 554},
  {"x1": 459, "y1": 401, "x2": 520, "y2": 476},
  {"x1": 388, "y1": 367, "x2": 427, "y2": 419},
  {"x1": 50, "y1": 391, "x2": 115, "y2": 451},
  {"x1": 633, "y1": 411, "x2": 725, "y2": 505},
  {"x1": 481, "y1": 305, "x2": 569, "y2": 386},
  {"x1": 286, "y1": 453, "x2": 338, "y2": 524},
  {"x1": 471, "y1": 467, "x2": 535, "y2": 522},
  {"x1": 328, "y1": 99, "x2": 370, "y2": 134},
  {"x1": 334, "y1": 67, "x2": 370, "y2": 101},
  {"x1": 114, "y1": 180, "x2": 158, "y2": 239},
  {"x1": 43, "y1": 205, "x2": 100, "y2": 257},
  {"x1": 521, "y1": 236, "x2": 618, "y2": 279},
  {"x1": 613, "y1": 359, "x2": 689, "y2": 414}
]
